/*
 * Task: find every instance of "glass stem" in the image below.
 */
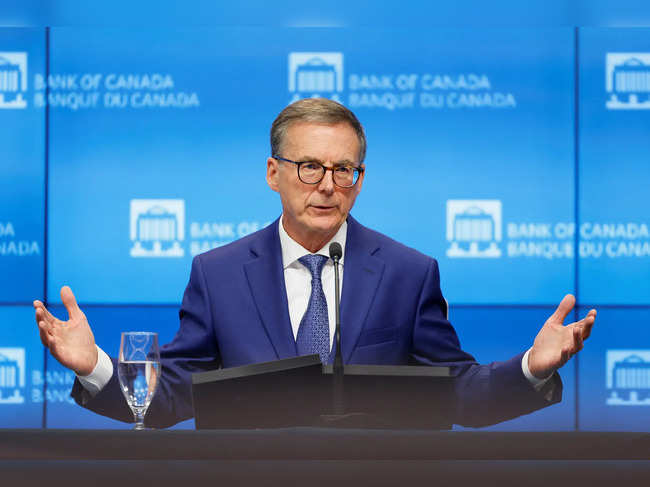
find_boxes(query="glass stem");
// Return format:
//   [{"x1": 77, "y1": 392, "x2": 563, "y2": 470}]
[{"x1": 133, "y1": 408, "x2": 146, "y2": 430}]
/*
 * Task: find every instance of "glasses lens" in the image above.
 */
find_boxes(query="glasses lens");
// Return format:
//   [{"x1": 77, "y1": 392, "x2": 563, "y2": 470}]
[
  {"x1": 299, "y1": 162, "x2": 325, "y2": 183},
  {"x1": 332, "y1": 166, "x2": 358, "y2": 187}
]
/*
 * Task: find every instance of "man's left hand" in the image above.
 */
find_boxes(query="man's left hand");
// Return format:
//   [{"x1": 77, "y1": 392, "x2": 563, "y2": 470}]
[{"x1": 528, "y1": 294, "x2": 596, "y2": 380}]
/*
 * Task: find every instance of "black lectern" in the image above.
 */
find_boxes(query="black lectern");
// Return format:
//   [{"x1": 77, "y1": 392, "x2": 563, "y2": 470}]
[{"x1": 191, "y1": 355, "x2": 455, "y2": 429}]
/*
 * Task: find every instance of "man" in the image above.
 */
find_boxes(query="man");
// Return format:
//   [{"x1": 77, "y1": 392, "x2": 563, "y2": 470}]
[{"x1": 33, "y1": 98, "x2": 596, "y2": 428}]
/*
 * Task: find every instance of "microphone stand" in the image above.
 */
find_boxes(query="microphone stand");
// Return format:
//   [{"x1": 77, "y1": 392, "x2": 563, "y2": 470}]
[
  {"x1": 332, "y1": 251, "x2": 344, "y2": 415},
  {"x1": 329, "y1": 242, "x2": 344, "y2": 416}
]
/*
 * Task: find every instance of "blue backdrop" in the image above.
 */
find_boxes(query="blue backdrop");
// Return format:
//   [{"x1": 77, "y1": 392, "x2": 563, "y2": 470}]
[{"x1": 1, "y1": 4, "x2": 649, "y2": 431}]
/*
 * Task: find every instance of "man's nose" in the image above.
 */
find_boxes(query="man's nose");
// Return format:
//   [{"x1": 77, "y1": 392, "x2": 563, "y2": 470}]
[{"x1": 317, "y1": 169, "x2": 335, "y2": 193}]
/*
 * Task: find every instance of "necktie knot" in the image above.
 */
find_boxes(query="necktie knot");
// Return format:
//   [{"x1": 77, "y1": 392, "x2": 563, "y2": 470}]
[{"x1": 298, "y1": 254, "x2": 328, "y2": 281}]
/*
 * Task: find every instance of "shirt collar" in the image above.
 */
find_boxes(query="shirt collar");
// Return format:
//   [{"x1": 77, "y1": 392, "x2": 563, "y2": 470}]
[{"x1": 278, "y1": 216, "x2": 347, "y2": 270}]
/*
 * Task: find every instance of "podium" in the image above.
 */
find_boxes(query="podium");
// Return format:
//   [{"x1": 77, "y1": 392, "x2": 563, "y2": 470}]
[{"x1": 191, "y1": 355, "x2": 455, "y2": 429}]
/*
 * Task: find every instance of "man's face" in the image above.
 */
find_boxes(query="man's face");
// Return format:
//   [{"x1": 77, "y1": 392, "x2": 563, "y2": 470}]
[{"x1": 266, "y1": 121, "x2": 364, "y2": 250}]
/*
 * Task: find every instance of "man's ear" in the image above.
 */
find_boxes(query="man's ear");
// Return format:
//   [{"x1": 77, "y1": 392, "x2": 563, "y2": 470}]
[
  {"x1": 354, "y1": 165, "x2": 365, "y2": 195},
  {"x1": 266, "y1": 157, "x2": 280, "y2": 192}
]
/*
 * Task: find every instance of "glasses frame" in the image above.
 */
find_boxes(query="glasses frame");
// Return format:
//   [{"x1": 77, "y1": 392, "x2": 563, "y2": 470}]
[{"x1": 273, "y1": 155, "x2": 364, "y2": 188}]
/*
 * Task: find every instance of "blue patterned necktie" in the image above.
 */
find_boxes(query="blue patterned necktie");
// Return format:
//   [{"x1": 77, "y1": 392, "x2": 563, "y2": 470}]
[{"x1": 296, "y1": 254, "x2": 330, "y2": 363}]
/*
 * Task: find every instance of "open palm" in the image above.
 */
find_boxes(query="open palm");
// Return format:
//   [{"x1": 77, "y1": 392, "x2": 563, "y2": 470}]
[
  {"x1": 528, "y1": 294, "x2": 596, "y2": 379},
  {"x1": 33, "y1": 286, "x2": 98, "y2": 376}
]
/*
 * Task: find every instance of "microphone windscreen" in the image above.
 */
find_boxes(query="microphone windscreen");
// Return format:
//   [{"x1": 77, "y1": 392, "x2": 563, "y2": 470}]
[{"x1": 329, "y1": 242, "x2": 343, "y2": 261}]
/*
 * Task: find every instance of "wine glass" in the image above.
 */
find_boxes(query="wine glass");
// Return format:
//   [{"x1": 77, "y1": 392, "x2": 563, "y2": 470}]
[{"x1": 118, "y1": 331, "x2": 161, "y2": 430}]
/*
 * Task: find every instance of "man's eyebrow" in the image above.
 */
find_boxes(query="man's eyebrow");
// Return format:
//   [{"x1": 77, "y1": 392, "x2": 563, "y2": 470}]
[{"x1": 298, "y1": 156, "x2": 356, "y2": 166}]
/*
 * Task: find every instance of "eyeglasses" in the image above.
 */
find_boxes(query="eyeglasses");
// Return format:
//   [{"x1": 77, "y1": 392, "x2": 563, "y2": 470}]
[{"x1": 273, "y1": 156, "x2": 364, "y2": 188}]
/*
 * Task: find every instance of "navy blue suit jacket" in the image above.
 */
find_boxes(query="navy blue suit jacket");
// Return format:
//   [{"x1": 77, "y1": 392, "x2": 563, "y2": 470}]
[{"x1": 72, "y1": 216, "x2": 560, "y2": 428}]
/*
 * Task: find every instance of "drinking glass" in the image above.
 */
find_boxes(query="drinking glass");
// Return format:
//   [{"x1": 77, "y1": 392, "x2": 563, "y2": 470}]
[{"x1": 118, "y1": 331, "x2": 161, "y2": 430}]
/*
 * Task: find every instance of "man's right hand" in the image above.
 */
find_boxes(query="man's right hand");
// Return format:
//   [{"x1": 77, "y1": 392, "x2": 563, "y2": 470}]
[{"x1": 33, "y1": 286, "x2": 98, "y2": 376}]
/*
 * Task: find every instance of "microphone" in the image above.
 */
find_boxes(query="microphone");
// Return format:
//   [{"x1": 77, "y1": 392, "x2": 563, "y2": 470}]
[
  {"x1": 329, "y1": 242, "x2": 343, "y2": 373},
  {"x1": 329, "y1": 242, "x2": 344, "y2": 414},
  {"x1": 329, "y1": 241, "x2": 342, "y2": 261}
]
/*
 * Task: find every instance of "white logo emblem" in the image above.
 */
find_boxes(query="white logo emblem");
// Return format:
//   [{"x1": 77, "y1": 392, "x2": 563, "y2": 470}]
[
  {"x1": 288, "y1": 52, "x2": 343, "y2": 103},
  {"x1": 0, "y1": 52, "x2": 27, "y2": 109},
  {"x1": 130, "y1": 199, "x2": 185, "y2": 258},
  {"x1": 446, "y1": 200, "x2": 502, "y2": 258},
  {"x1": 0, "y1": 348, "x2": 25, "y2": 404},
  {"x1": 606, "y1": 53, "x2": 650, "y2": 110},
  {"x1": 606, "y1": 350, "x2": 650, "y2": 406}
]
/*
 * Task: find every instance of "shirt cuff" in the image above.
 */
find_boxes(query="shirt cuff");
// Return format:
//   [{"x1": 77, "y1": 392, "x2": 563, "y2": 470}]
[
  {"x1": 521, "y1": 348, "x2": 553, "y2": 391},
  {"x1": 76, "y1": 345, "x2": 113, "y2": 397}
]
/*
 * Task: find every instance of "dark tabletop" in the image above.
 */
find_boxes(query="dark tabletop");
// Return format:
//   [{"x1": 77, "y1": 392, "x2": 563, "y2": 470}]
[{"x1": 1, "y1": 429, "x2": 648, "y2": 487}]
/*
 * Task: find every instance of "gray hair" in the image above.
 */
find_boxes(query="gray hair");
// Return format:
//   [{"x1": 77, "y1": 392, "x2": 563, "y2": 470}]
[{"x1": 270, "y1": 98, "x2": 367, "y2": 163}]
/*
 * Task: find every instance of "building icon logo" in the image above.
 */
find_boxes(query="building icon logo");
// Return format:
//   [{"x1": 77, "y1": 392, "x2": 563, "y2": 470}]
[
  {"x1": 606, "y1": 53, "x2": 650, "y2": 110},
  {"x1": 130, "y1": 199, "x2": 185, "y2": 258},
  {"x1": 0, "y1": 52, "x2": 28, "y2": 109},
  {"x1": 446, "y1": 200, "x2": 502, "y2": 258},
  {"x1": 0, "y1": 348, "x2": 26, "y2": 404},
  {"x1": 606, "y1": 350, "x2": 650, "y2": 406},
  {"x1": 288, "y1": 52, "x2": 343, "y2": 103}
]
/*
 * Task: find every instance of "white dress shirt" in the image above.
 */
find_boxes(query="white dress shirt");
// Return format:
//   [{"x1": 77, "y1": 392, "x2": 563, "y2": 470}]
[
  {"x1": 279, "y1": 217, "x2": 346, "y2": 350},
  {"x1": 78, "y1": 218, "x2": 551, "y2": 396}
]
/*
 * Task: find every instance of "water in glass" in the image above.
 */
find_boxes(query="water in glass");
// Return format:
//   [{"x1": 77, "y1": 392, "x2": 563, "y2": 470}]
[{"x1": 118, "y1": 332, "x2": 161, "y2": 430}]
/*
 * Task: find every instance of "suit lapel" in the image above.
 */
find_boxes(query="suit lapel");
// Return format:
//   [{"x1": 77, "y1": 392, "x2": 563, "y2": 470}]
[
  {"x1": 339, "y1": 216, "x2": 385, "y2": 363},
  {"x1": 243, "y1": 219, "x2": 298, "y2": 359}
]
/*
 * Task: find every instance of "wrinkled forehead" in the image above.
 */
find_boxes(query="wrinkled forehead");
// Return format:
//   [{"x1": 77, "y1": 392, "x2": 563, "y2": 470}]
[{"x1": 282, "y1": 121, "x2": 361, "y2": 162}]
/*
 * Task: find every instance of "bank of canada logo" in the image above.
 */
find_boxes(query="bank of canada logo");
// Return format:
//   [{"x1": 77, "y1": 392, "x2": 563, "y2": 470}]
[
  {"x1": 130, "y1": 199, "x2": 185, "y2": 258},
  {"x1": 0, "y1": 52, "x2": 27, "y2": 109},
  {"x1": 606, "y1": 350, "x2": 650, "y2": 406},
  {"x1": 288, "y1": 52, "x2": 343, "y2": 103},
  {"x1": 0, "y1": 348, "x2": 25, "y2": 404},
  {"x1": 446, "y1": 200, "x2": 502, "y2": 258},
  {"x1": 606, "y1": 53, "x2": 650, "y2": 110}
]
